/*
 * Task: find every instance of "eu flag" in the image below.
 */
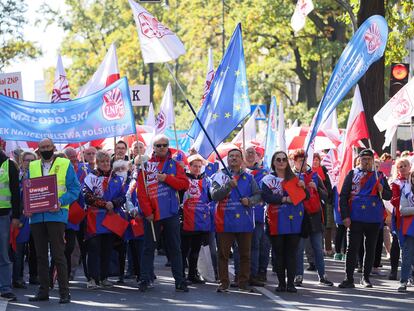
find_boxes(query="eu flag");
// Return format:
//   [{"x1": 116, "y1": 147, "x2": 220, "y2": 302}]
[{"x1": 187, "y1": 23, "x2": 250, "y2": 158}]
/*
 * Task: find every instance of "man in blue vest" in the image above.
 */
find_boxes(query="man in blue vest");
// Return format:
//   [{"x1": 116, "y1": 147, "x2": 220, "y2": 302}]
[
  {"x1": 0, "y1": 147, "x2": 21, "y2": 302},
  {"x1": 338, "y1": 149, "x2": 391, "y2": 288},
  {"x1": 27, "y1": 138, "x2": 80, "y2": 304}
]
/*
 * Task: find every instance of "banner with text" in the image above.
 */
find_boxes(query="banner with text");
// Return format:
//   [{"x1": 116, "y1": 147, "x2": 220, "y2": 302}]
[
  {"x1": 0, "y1": 77, "x2": 136, "y2": 143},
  {"x1": 0, "y1": 72, "x2": 23, "y2": 99}
]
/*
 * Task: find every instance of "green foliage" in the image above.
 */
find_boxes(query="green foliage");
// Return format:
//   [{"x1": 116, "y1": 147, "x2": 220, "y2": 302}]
[
  {"x1": 0, "y1": 0, "x2": 41, "y2": 70},
  {"x1": 39, "y1": 0, "x2": 414, "y2": 131}
]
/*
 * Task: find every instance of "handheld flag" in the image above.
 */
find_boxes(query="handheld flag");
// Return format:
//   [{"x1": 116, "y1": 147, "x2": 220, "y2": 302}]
[
  {"x1": 263, "y1": 96, "x2": 278, "y2": 170},
  {"x1": 51, "y1": 55, "x2": 70, "y2": 102},
  {"x1": 201, "y1": 47, "x2": 215, "y2": 105},
  {"x1": 277, "y1": 101, "x2": 287, "y2": 153},
  {"x1": 128, "y1": 0, "x2": 186, "y2": 63},
  {"x1": 187, "y1": 24, "x2": 250, "y2": 159},
  {"x1": 304, "y1": 15, "x2": 388, "y2": 161},
  {"x1": 374, "y1": 77, "x2": 414, "y2": 148},
  {"x1": 232, "y1": 107, "x2": 257, "y2": 145},
  {"x1": 291, "y1": 0, "x2": 314, "y2": 32},
  {"x1": 155, "y1": 83, "x2": 175, "y2": 134}
]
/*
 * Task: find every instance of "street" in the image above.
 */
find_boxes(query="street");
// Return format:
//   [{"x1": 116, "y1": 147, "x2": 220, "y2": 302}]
[{"x1": 2, "y1": 253, "x2": 413, "y2": 311}]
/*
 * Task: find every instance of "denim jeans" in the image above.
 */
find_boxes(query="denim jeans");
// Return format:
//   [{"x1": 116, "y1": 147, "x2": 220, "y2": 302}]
[
  {"x1": 401, "y1": 236, "x2": 414, "y2": 283},
  {"x1": 258, "y1": 230, "x2": 271, "y2": 274},
  {"x1": 12, "y1": 242, "x2": 25, "y2": 283},
  {"x1": 296, "y1": 232, "x2": 325, "y2": 278},
  {"x1": 250, "y1": 222, "x2": 264, "y2": 277},
  {"x1": 0, "y1": 215, "x2": 12, "y2": 294},
  {"x1": 140, "y1": 215, "x2": 184, "y2": 286}
]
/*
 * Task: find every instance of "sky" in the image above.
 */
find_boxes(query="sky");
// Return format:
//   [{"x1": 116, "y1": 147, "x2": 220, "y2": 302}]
[{"x1": 4, "y1": 1, "x2": 68, "y2": 101}]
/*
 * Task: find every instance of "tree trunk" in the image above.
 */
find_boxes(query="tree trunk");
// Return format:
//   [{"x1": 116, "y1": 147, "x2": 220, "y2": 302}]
[{"x1": 357, "y1": 0, "x2": 385, "y2": 153}]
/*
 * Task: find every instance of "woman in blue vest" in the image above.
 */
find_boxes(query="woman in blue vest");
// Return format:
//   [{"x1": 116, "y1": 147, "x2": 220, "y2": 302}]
[
  {"x1": 180, "y1": 154, "x2": 212, "y2": 284},
  {"x1": 83, "y1": 151, "x2": 126, "y2": 289},
  {"x1": 396, "y1": 170, "x2": 414, "y2": 292},
  {"x1": 261, "y1": 151, "x2": 306, "y2": 293},
  {"x1": 291, "y1": 149, "x2": 334, "y2": 287}
]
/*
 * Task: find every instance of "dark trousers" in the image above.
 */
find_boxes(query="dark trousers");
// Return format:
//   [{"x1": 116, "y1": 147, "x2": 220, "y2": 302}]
[
  {"x1": 140, "y1": 215, "x2": 184, "y2": 286},
  {"x1": 30, "y1": 222, "x2": 69, "y2": 297},
  {"x1": 345, "y1": 221, "x2": 380, "y2": 281},
  {"x1": 50, "y1": 229, "x2": 77, "y2": 277},
  {"x1": 271, "y1": 234, "x2": 300, "y2": 286},
  {"x1": 335, "y1": 224, "x2": 347, "y2": 254},
  {"x1": 28, "y1": 234, "x2": 37, "y2": 280},
  {"x1": 129, "y1": 239, "x2": 144, "y2": 278},
  {"x1": 87, "y1": 233, "x2": 114, "y2": 282},
  {"x1": 181, "y1": 233, "x2": 206, "y2": 278},
  {"x1": 374, "y1": 227, "x2": 384, "y2": 268},
  {"x1": 390, "y1": 233, "x2": 400, "y2": 274},
  {"x1": 217, "y1": 232, "x2": 252, "y2": 288},
  {"x1": 77, "y1": 220, "x2": 89, "y2": 280},
  {"x1": 113, "y1": 236, "x2": 127, "y2": 278}
]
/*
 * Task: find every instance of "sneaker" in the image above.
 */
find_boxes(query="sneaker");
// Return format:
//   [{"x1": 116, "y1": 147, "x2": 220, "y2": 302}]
[
  {"x1": 175, "y1": 282, "x2": 189, "y2": 292},
  {"x1": 407, "y1": 278, "x2": 414, "y2": 286},
  {"x1": 293, "y1": 275, "x2": 303, "y2": 287},
  {"x1": 87, "y1": 279, "x2": 99, "y2": 289},
  {"x1": 398, "y1": 283, "x2": 407, "y2": 292},
  {"x1": 306, "y1": 263, "x2": 316, "y2": 271},
  {"x1": 188, "y1": 275, "x2": 205, "y2": 284},
  {"x1": 338, "y1": 279, "x2": 355, "y2": 289},
  {"x1": 1, "y1": 292, "x2": 17, "y2": 302},
  {"x1": 101, "y1": 279, "x2": 113, "y2": 288},
  {"x1": 319, "y1": 276, "x2": 334, "y2": 286},
  {"x1": 360, "y1": 278, "x2": 373, "y2": 288},
  {"x1": 333, "y1": 253, "x2": 343, "y2": 261}
]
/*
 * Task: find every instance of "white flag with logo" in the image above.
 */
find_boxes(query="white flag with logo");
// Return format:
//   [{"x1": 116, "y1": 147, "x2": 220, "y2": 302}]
[
  {"x1": 128, "y1": 0, "x2": 186, "y2": 63},
  {"x1": 201, "y1": 47, "x2": 215, "y2": 105},
  {"x1": 291, "y1": 0, "x2": 314, "y2": 32},
  {"x1": 374, "y1": 78, "x2": 414, "y2": 148},
  {"x1": 277, "y1": 102, "x2": 287, "y2": 153},
  {"x1": 51, "y1": 55, "x2": 70, "y2": 103},
  {"x1": 155, "y1": 83, "x2": 175, "y2": 134},
  {"x1": 145, "y1": 102, "x2": 156, "y2": 128}
]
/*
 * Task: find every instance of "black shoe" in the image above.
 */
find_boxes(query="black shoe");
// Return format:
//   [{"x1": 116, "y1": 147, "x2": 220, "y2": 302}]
[
  {"x1": 257, "y1": 272, "x2": 267, "y2": 282},
  {"x1": 175, "y1": 282, "x2": 189, "y2": 292},
  {"x1": 28, "y1": 294, "x2": 49, "y2": 302},
  {"x1": 13, "y1": 281, "x2": 27, "y2": 289},
  {"x1": 29, "y1": 277, "x2": 40, "y2": 285},
  {"x1": 361, "y1": 278, "x2": 373, "y2": 288},
  {"x1": 188, "y1": 276, "x2": 205, "y2": 284},
  {"x1": 388, "y1": 272, "x2": 398, "y2": 280},
  {"x1": 306, "y1": 263, "x2": 316, "y2": 271},
  {"x1": 275, "y1": 284, "x2": 286, "y2": 292},
  {"x1": 59, "y1": 294, "x2": 71, "y2": 304},
  {"x1": 286, "y1": 285, "x2": 297, "y2": 293},
  {"x1": 338, "y1": 279, "x2": 355, "y2": 289},
  {"x1": 357, "y1": 267, "x2": 363, "y2": 273},
  {"x1": 116, "y1": 278, "x2": 125, "y2": 284},
  {"x1": 1, "y1": 292, "x2": 17, "y2": 302},
  {"x1": 249, "y1": 277, "x2": 265, "y2": 287},
  {"x1": 138, "y1": 280, "x2": 149, "y2": 292},
  {"x1": 319, "y1": 277, "x2": 334, "y2": 286},
  {"x1": 165, "y1": 261, "x2": 171, "y2": 267}
]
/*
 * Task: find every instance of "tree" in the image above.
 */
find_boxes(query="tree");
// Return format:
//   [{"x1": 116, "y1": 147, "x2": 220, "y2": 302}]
[{"x1": 0, "y1": 0, "x2": 40, "y2": 71}]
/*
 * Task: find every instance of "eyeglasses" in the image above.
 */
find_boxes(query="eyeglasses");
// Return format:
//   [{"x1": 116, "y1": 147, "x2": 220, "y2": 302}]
[
  {"x1": 85, "y1": 152, "x2": 96, "y2": 155},
  {"x1": 155, "y1": 143, "x2": 168, "y2": 148},
  {"x1": 276, "y1": 157, "x2": 287, "y2": 163}
]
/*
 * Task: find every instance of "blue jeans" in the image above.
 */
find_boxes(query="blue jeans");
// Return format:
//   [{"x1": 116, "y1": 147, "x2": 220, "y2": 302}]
[
  {"x1": 401, "y1": 236, "x2": 414, "y2": 283},
  {"x1": 0, "y1": 215, "x2": 12, "y2": 294},
  {"x1": 250, "y1": 223, "x2": 264, "y2": 276},
  {"x1": 140, "y1": 215, "x2": 184, "y2": 286},
  {"x1": 259, "y1": 231, "x2": 271, "y2": 274},
  {"x1": 12, "y1": 242, "x2": 25, "y2": 283},
  {"x1": 296, "y1": 232, "x2": 325, "y2": 278}
]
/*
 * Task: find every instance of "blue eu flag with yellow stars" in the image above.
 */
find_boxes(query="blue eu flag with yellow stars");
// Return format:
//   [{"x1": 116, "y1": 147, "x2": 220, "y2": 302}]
[{"x1": 187, "y1": 23, "x2": 250, "y2": 159}]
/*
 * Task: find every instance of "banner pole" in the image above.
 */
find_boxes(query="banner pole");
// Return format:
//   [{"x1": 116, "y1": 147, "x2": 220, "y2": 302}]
[{"x1": 165, "y1": 63, "x2": 241, "y2": 196}]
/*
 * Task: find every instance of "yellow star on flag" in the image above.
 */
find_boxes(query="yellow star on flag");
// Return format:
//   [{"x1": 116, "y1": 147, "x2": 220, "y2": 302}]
[
  {"x1": 241, "y1": 93, "x2": 248, "y2": 100},
  {"x1": 299, "y1": 211, "x2": 303, "y2": 216},
  {"x1": 235, "y1": 104, "x2": 241, "y2": 111},
  {"x1": 361, "y1": 205, "x2": 366, "y2": 209},
  {"x1": 242, "y1": 175, "x2": 246, "y2": 180},
  {"x1": 212, "y1": 113, "x2": 219, "y2": 120},
  {"x1": 289, "y1": 215, "x2": 293, "y2": 220},
  {"x1": 236, "y1": 213, "x2": 240, "y2": 219},
  {"x1": 170, "y1": 164, "x2": 173, "y2": 168},
  {"x1": 235, "y1": 69, "x2": 240, "y2": 76},
  {"x1": 225, "y1": 112, "x2": 231, "y2": 118},
  {"x1": 241, "y1": 80, "x2": 247, "y2": 87}
]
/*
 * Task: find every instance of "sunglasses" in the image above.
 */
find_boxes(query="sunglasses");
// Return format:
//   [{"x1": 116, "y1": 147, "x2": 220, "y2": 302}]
[
  {"x1": 155, "y1": 143, "x2": 168, "y2": 148},
  {"x1": 276, "y1": 157, "x2": 287, "y2": 163}
]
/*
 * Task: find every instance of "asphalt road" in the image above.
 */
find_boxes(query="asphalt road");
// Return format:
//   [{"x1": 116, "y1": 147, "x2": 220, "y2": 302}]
[{"x1": 3, "y1": 253, "x2": 414, "y2": 311}]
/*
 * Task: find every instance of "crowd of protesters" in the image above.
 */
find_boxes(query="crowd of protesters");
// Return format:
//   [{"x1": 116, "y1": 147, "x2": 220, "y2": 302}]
[{"x1": 0, "y1": 135, "x2": 414, "y2": 304}]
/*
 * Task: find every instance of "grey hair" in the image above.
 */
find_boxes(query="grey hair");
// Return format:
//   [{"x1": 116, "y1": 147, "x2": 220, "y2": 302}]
[
  {"x1": 112, "y1": 160, "x2": 129, "y2": 171},
  {"x1": 63, "y1": 147, "x2": 77, "y2": 157},
  {"x1": 96, "y1": 150, "x2": 111, "y2": 162},
  {"x1": 153, "y1": 134, "x2": 169, "y2": 146}
]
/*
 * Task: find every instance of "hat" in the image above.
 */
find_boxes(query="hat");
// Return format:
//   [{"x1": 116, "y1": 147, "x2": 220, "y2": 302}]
[
  {"x1": 358, "y1": 149, "x2": 374, "y2": 158},
  {"x1": 187, "y1": 154, "x2": 207, "y2": 165}
]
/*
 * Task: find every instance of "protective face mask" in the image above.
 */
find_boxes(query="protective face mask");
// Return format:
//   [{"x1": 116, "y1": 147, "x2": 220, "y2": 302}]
[
  {"x1": 40, "y1": 150, "x2": 54, "y2": 160},
  {"x1": 116, "y1": 171, "x2": 128, "y2": 180}
]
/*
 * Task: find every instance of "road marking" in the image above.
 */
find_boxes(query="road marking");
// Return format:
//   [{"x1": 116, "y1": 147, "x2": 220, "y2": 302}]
[{"x1": 0, "y1": 300, "x2": 7, "y2": 311}]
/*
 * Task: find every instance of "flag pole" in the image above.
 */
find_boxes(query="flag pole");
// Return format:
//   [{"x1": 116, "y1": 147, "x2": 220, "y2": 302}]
[
  {"x1": 368, "y1": 139, "x2": 382, "y2": 200},
  {"x1": 242, "y1": 125, "x2": 246, "y2": 154},
  {"x1": 165, "y1": 63, "x2": 241, "y2": 196},
  {"x1": 411, "y1": 116, "x2": 414, "y2": 151}
]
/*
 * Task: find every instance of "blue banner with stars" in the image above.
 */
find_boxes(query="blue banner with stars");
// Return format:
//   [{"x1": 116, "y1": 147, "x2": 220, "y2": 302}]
[{"x1": 187, "y1": 23, "x2": 250, "y2": 158}]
